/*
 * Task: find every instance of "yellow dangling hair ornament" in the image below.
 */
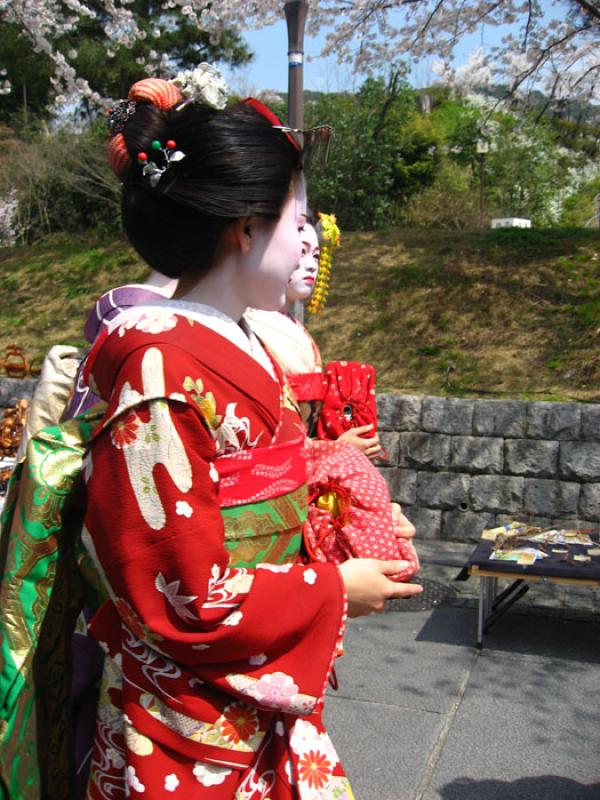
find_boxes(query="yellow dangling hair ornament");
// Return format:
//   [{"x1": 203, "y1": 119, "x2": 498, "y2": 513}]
[{"x1": 307, "y1": 212, "x2": 341, "y2": 314}]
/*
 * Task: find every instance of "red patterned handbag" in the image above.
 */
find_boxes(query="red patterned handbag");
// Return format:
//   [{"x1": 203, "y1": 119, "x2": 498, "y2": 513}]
[
  {"x1": 303, "y1": 439, "x2": 419, "y2": 582},
  {"x1": 317, "y1": 361, "x2": 378, "y2": 441}
]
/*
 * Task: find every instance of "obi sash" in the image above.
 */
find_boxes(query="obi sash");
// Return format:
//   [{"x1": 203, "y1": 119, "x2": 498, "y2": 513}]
[{"x1": 216, "y1": 435, "x2": 308, "y2": 569}]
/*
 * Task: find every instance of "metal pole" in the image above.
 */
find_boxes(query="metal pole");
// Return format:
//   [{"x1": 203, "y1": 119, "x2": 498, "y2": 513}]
[
  {"x1": 284, "y1": 0, "x2": 308, "y2": 322},
  {"x1": 284, "y1": 1, "x2": 308, "y2": 134}
]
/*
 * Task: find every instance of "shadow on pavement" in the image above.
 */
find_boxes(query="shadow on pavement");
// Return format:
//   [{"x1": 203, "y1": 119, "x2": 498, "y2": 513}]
[
  {"x1": 415, "y1": 605, "x2": 600, "y2": 663},
  {"x1": 438, "y1": 775, "x2": 600, "y2": 800}
]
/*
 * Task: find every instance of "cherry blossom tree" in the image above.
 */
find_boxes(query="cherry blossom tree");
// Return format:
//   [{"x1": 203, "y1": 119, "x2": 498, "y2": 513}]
[
  {"x1": 1, "y1": 0, "x2": 598, "y2": 110},
  {"x1": 305, "y1": 0, "x2": 600, "y2": 107}
]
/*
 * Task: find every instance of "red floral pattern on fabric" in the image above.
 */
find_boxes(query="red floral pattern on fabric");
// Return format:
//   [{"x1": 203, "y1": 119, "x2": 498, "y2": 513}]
[
  {"x1": 110, "y1": 411, "x2": 140, "y2": 448},
  {"x1": 298, "y1": 749, "x2": 333, "y2": 789},
  {"x1": 221, "y1": 703, "x2": 259, "y2": 743}
]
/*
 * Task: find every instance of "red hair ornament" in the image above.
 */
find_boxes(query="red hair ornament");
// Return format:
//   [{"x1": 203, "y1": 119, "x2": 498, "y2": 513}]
[{"x1": 242, "y1": 97, "x2": 301, "y2": 152}]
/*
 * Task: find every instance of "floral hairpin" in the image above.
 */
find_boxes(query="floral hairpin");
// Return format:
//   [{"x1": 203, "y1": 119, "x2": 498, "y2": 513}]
[
  {"x1": 107, "y1": 99, "x2": 137, "y2": 137},
  {"x1": 137, "y1": 139, "x2": 186, "y2": 188},
  {"x1": 171, "y1": 63, "x2": 229, "y2": 111}
]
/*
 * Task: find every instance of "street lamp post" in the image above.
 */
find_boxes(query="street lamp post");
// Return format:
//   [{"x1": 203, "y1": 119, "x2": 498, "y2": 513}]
[
  {"x1": 284, "y1": 0, "x2": 308, "y2": 322},
  {"x1": 284, "y1": 1, "x2": 308, "y2": 134}
]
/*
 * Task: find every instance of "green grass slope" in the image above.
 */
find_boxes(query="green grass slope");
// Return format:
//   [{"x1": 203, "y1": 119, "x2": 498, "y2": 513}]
[{"x1": 1, "y1": 228, "x2": 599, "y2": 401}]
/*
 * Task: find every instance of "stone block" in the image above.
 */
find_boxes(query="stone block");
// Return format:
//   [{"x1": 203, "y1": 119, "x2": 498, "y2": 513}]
[
  {"x1": 421, "y1": 396, "x2": 474, "y2": 435},
  {"x1": 400, "y1": 505, "x2": 441, "y2": 540},
  {"x1": 0, "y1": 378, "x2": 37, "y2": 407},
  {"x1": 473, "y1": 399, "x2": 527, "y2": 438},
  {"x1": 527, "y1": 401, "x2": 580, "y2": 440},
  {"x1": 441, "y1": 509, "x2": 495, "y2": 543},
  {"x1": 450, "y1": 436, "x2": 503, "y2": 474},
  {"x1": 376, "y1": 394, "x2": 421, "y2": 431},
  {"x1": 496, "y1": 513, "x2": 554, "y2": 529},
  {"x1": 375, "y1": 431, "x2": 400, "y2": 465},
  {"x1": 552, "y1": 516, "x2": 598, "y2": 532},
  {"x1": 523, "y1": 478, "x2": 580, "y2": 517},
  {"x1": 470, "y1": 475, "x2": 524, "y2": 514},
  {"x1": 398, "y1": 432, "x2": 451, "y2": 470},
  {"x1": 504, "y1": 439, "x2": 559, "y2": 478},
  {"x1": 380, "y1": 468, "x2": 417, "y2": 506},
  {"x1": 580, "y1": 405, "x2": 600, "y2": 441},
  {"x1": 579, "y1": 484, "x2": 600, "y2": 522},
  {"x1": 416, "y1": 471, "x2": 470, "y2": 510},
  {"x1": 559, "y1": 442, "x2": 600, "y2": 482}
]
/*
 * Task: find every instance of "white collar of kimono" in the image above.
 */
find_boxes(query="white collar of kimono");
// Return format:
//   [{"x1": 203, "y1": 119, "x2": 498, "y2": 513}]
[{"x1": 105, "y1": 300, "x2": 276, "y2": 380}]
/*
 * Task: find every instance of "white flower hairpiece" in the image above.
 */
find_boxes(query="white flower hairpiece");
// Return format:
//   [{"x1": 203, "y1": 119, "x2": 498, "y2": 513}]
[{"x1": 171, "y1": 63, "x2": 229, "y2": 111}]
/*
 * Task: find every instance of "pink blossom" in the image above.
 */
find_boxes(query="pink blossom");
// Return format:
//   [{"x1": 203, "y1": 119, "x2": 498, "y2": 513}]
[{"x1": 253, "y1": 671, "x2": 299, "y2": 707}]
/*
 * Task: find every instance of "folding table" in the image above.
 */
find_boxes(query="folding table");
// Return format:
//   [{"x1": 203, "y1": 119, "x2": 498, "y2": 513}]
[{"x1": 466, "y1": 534, "x2": 600, "y2": 649}]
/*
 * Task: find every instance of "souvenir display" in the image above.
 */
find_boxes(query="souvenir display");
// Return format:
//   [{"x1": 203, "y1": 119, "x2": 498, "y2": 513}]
[{"x1": 481, "y1": 521, "x2": 600, "y2": 567}]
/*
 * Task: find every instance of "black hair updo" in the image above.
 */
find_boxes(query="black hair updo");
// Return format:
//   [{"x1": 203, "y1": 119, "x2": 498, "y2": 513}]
[{"x1": 112, "y1": 88, "x2": 302, "y2": 278}]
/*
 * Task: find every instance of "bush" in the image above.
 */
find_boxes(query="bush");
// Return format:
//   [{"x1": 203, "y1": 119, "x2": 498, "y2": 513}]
[
  {"x1": 0, "y1": 120, "x2": 121, "y2": 242},
  {"x1": 560, "y1": 176, "x2": 600, "y2": 227},
  {"x1": 402, "y1": 161, "x2": 480, "y2": 229}
]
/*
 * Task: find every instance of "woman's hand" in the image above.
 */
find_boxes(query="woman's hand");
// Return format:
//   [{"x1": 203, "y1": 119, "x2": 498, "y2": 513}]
[
  {"x1": 391, "y1": 503, "x2": 416, "y2": 540},
  {"x1": 338, "y1": 558, "x2": 423, "y2": 618},
  {"x1": 337, "y1": 425, "x2": 381, "y2": 459}
]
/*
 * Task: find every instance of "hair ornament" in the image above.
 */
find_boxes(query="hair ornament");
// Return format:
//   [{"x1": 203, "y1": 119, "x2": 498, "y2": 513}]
[
  {"x1": 242, "y1": 98, "x2": 300, "y2": 151},
  {"x1": 139, "y1": 139, "x2": 186, "y2": 188},
  {"x1": 129, "y1": 77, "x2": 182, "y2": 110},
  {"x1": 107, "y1": 100, "x2": 137, "y2": 137},
  {"x1": 106, "y1": 78, "x2": 183, "y2": 180},
  {"x1": 171, "y1": 63, "x2": 229, "y2": 110},
  {"x1": 308, "y1": 212, "x2": 341, "y2": 315}
]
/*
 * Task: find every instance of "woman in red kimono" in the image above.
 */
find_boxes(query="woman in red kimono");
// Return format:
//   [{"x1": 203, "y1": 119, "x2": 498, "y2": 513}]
[{"x1": 79, "y1": 75, "x2": 422, "y2": 800}]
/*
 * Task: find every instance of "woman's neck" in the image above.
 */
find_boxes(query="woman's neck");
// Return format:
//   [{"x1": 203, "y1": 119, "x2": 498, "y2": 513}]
[
  {"x1": 173, "y1": 259, "x2": 247, "y2": 322},
  {"x1": 144, "y1": 269, "x2": 179, "y2": 297}
]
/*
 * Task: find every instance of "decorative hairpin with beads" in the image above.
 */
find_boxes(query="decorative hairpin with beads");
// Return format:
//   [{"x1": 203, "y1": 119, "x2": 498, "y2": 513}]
[
  {"x1": 308, "y1": 212, "x2": 341, "y2": 315},
  {"x1": 107, "y1": 100, "x2": 137, "y2": 138},
  {"x1": 137, "y1": 139, "x2": 186, "y2": 188}
]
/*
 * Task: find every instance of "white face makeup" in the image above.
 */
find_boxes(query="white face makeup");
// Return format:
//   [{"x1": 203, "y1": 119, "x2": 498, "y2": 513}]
[
  {"x1": 241, "y1": 176, "x2": 308, "y2": 312},
  {"x1": 286, "y1": 223, "x2": 320, "y2": 303}
]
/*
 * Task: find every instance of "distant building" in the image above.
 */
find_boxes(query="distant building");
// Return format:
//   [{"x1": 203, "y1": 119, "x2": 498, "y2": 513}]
[{"x1": 491, "y1": 218, "x2": 532, "y2": 229}]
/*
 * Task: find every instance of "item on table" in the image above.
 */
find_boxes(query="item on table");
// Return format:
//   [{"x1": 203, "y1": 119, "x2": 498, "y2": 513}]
[{"x1": 0, "y1": 400, "x2": 28, "y2": 458}]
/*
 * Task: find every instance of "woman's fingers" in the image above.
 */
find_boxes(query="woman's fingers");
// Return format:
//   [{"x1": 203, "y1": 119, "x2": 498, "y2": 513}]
[
  {"x1": 391, "y1": 504, "x2": 417, "y2": 539},
  {"x1": 349, "y1": 424, "x2": 374, "y2": 435}
]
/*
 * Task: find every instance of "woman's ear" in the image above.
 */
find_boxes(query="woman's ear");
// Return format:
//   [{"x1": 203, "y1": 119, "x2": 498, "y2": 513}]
[
  {"x1": 235, "y1": 217, "x2": 253, "y2": 254},
  {"x1": 219, "y1": 217, "x2": 252, "y2": 259}
]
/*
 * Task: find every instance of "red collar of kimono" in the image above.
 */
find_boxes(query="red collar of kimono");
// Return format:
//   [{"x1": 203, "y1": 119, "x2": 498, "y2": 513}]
[{"x1": 84, "y1": 311, "x2": 284, "y2": 431}]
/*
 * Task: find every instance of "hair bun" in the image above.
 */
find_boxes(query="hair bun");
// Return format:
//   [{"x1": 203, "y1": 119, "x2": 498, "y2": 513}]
[
  {"x1": 107, "y1": 134, "x2": 131, "y2": 179},
  {"x1": 129, "y1": 78, "x2": 182, "y2": 110},
  {"x1": 108, "y1": 79, "x2": 183, "y2": 181}
]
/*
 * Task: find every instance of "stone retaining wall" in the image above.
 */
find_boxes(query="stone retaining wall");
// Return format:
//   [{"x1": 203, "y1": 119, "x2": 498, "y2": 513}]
[
  {"x1": 377, "y1": 394, "x2": 600, "y2": 541},
  {"x1": 2, "y1": 379, "x2": 599, "y2": 541}
]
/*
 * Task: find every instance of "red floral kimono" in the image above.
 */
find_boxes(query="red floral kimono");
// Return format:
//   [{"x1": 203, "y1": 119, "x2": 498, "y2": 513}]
[{"x1": 80, "y1": 304, "x2": 352, "y2": 800}]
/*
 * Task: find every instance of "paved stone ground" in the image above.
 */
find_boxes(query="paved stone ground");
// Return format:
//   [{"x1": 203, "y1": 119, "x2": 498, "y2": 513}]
[{"x1": 324, "y1": 541, "x2": 600, "y2": 800}]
